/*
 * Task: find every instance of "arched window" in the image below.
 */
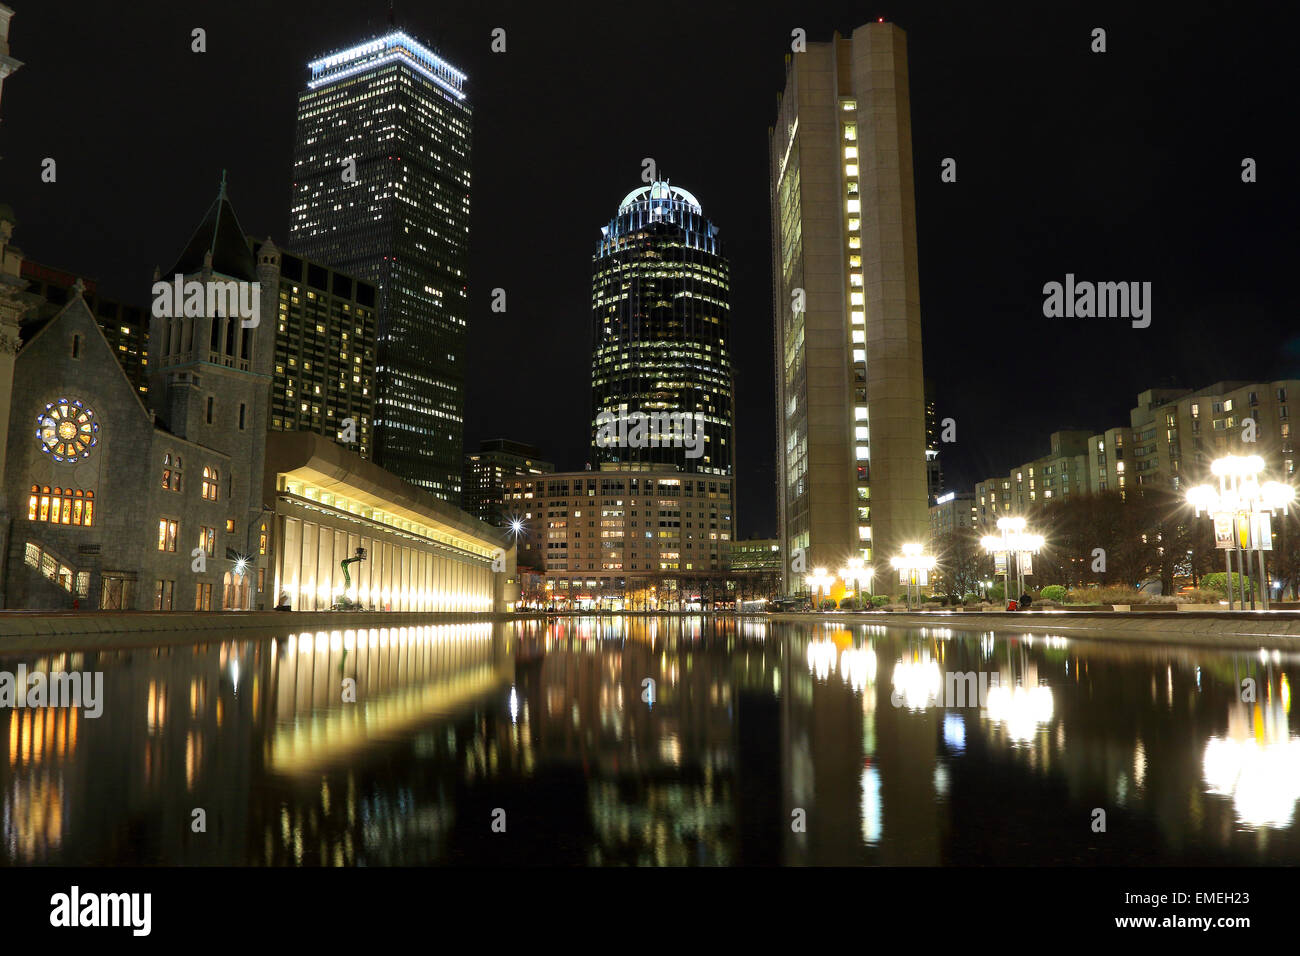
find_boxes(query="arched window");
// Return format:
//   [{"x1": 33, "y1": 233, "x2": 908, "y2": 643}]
[
  {"x1": 202, "y1": 466, "x2": 219, "y2": 501},
  {"x1": 29, "y1": 485, "x2": 94, "y2": 526}
]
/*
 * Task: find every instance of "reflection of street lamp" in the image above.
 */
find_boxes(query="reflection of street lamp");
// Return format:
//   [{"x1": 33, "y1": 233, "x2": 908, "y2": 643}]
[
  {"x1": 1187, "y1": 455, "x2": 1293, "y2": 610},
  {"x1": 839, "y1": 558, "x2": 875, "y2": 607},
  {"x1": 804, "y1": 567, "x2": 834, "y2": 610},
  {"x1": 890, "y1": 543, "x2": 936, "y2": 611},
  {"x1": 981, "y1": 517, "x2": 1044, "y2": 606}
]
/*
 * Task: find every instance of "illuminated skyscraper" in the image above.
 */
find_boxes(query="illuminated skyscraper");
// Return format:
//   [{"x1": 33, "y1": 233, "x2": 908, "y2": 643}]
[
  {"x1": 289, "y1": 31, "x2": 471, "y2": 500},
  {"x1": 769, "y1": 21, "x2": 929, "y2": 592},
  {"x1": 590, "y1": 182, "x2": 734, "y2": 480}
]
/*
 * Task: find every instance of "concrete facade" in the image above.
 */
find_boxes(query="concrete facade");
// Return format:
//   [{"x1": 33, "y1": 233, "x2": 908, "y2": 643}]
[{"x1": 770, "y1": 21, "x2": 929, "y2": 592}]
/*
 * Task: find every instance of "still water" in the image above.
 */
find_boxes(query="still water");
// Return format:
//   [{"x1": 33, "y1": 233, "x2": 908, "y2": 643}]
[{"x1": 1, "y1": 616, "x2": 1296, "y2": 865}]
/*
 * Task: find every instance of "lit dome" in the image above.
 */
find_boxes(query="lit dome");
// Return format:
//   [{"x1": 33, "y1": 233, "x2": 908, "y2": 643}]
[{"x1": 618, "y1": 181, "x2": 702, "y2": 215}]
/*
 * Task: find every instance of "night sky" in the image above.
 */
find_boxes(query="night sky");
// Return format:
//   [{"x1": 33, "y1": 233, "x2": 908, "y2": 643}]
[{"x1": 2, "y1": 1, "x2": 1295, "y2": 538}]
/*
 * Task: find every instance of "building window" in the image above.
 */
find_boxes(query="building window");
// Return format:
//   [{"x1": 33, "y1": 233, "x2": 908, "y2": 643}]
[
  {"x1": 158, "y1": 518, "x2": 179, "y2": 552},
  {"x1": 206, "y1": 396, "x2": 215, "y2": 424},
  {"x1": 198, "y1": 526, "x2": 216, "y2": 556},
  {"x1": 71, "y1": 335, "x2": 80, "y2": 358},
  {"x1": 36, "y1": 398, "x2": 99, "y2": 462},
  {"x1": 239, "y1": 403, "x2": 247, "y2": 430},
  {"x1": 225, "y1": 518, "x2": 235, "y2": 533},
  {"x1": 195, "y1": 582, "x2": 213, "y2": 611},
  {"x1": 28, "y1": 485, "x2": 93, "y2": 525},
  {"x1": 154, "y1": 580, "x2": 175, "y2": 611},
  {"x1": 163, "y1": 453, "x2": 182, "y2": 492},
  {"x1": 201, "y1": 466, "x2": 220, "y2": 501},
  {"x1": 259, "y1": 523, "x2": 267, "y2": 555}
]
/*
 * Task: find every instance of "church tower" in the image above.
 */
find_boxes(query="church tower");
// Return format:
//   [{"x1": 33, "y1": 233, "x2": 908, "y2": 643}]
[{"x1": 150, "y1": 174, "x2": 278, "y2": 568}]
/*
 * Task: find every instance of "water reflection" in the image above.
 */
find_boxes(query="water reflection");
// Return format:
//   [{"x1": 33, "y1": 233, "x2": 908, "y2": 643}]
[{"x1": 0, "y1": 617, "x2": 1295, "y2": 865}]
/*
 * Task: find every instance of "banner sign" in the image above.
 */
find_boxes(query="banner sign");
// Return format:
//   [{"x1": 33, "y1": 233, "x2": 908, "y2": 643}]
[
  {"x1": 1213, "y1": 514, "x2": 1234, "y2": 550},
  {"x1": 1249, "y1": 512, "x2": 1273, "y2": 551}
]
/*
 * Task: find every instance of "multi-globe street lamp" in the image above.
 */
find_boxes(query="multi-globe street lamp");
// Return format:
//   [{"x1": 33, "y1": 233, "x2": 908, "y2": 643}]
[
  {"x1": 839, "y1": 558, "x2": 875, "y2": 608},
  {"x1": 890, "y1": 543, "x2": 936, "y2": 611},
  {"x1": 1186, "y1": 454, "x2": 1294, "y2": 610},
  {"x1": 981, "y1": 517, "x2": 1044, "y2": 607},
  {"x1": 805, "y1": 567, "x2": 834, "y2": 610}
]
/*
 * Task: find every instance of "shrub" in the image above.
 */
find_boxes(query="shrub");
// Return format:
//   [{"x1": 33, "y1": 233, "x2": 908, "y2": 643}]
[
  {"x1": 819, "y1": 599, "x2": 838, "y2": 611},
  {"x1": 1040, "y1": 585, "x2": 1067, "y2": 603},
  {"x1": 1175, "y1": 587, "x2": 1226, "y2": 604},
  {"x1": 962, "y1": 592, "x2": 978, "y2": 603},
  {"x1": 1199, "y1": 572, "x2": 1251, "y2": 596},
  {"x1": 870, "y1": 595, "x2": 889, "y2": 607},
  {"x1": 839, "y1": 596, "x2": 861, "y2": 610},
  {"x1": 1064, "y1": 585, "x2": 1147, "y2": 605},
  {"x1": 988, "y1": 584, "x2": 1005, "y2": 602}
]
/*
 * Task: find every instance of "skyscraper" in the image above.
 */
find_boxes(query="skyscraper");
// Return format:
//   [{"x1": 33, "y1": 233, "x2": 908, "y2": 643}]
[
  {"x1": 769, "y1": 21, "x2": 929, "y2": 593},
  {"x1": 590, "y1": 181, "x2": 734, "y2": 480},
  {"x1": 289, "y1": 30, "x2": 471, "y2": 500}
]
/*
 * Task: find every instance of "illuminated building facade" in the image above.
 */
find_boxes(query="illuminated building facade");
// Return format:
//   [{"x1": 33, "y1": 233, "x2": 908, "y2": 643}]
[
  {"x1": 503, "y1": 466, "x2": 733, "y2": 608},
  {"x1": 971, "y1": 381, "x2": 1300, "y2": 532},
  {"x1": 265, "y1": 431, "x2": 508, "y2": 613},
  {"x1": 253, "y1": 240, "x2": 377, "y2": 459},
  {"x1": 769, "y1": 21, "x2": 930, "y2": 592},
  {"x1": 289, "y1": 31, "x2": 471, "y2": 500},
  {"x1": 463, "y1": 438, "x2": 554, "y2": 531},
  {"x1": 590, "y1": 182, "x2": 734, "y2": 481}
]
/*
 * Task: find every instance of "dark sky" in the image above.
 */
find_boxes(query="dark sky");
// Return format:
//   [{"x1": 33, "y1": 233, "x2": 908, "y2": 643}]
[{"x1": 2, "y1": 1, "x2": 1296, "y2": 538}]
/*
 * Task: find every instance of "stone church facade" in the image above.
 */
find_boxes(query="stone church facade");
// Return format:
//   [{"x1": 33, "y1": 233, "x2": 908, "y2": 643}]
[{"x1": 0, "y1": 185, "x2": 277, "y2": 610}]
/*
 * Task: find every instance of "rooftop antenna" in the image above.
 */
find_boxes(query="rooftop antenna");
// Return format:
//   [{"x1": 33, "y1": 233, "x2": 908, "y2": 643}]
[{"x1": 389, "y1": 1, "x2": 396, "y2": 27}]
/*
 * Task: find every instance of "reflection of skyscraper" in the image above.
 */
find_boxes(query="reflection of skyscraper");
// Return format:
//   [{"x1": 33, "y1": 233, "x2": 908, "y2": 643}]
[
  {"x1": 590, "y1": 182, "x2": 734, "y2": 480},
  {"x1": 769, "y1": 21, "x2": 929, "y2": 591},
  {"x1": 289, "y1": 31, "x2": 471, "y2": 501}
]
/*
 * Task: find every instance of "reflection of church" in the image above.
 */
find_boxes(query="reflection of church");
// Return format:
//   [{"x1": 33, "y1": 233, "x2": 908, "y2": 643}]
[{"x1": 0, "y1": 186, "x2": 276, "y2": 610}]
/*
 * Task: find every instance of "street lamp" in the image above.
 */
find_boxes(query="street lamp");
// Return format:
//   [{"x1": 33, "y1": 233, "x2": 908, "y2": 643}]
[
  {"x1": 981, "y1": 516, "x2": 1044, "y2": 607},
  {"x1": 1187, "y1": 454, "x2": 1293, "y2": 610},
  {"x1": 890, "y1": 543, "x2": 936, "y2": 611},
  {"x1": 804, "y1": 567, "x2": 834, "y2": 610},
  {"x1": 839, "y1": 557, "x2": 875, "y2": 608}
]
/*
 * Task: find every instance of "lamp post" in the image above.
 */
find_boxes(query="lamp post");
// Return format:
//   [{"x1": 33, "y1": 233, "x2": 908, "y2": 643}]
[
  {"x1": 890, "y1": 543, "x2": 936, "y2": 611},
  {"x1": 1187, "y1": 455, "x2": 1293, "y2": 611},
  {"x1": 839, "y1": 558, "x2": 875, "y2": 609},
  {"x1": 981, "y1": 517, "x2": 1044, "y2": 607},
  {"x1": 804, "y1": 567, "x2": 834, "y2": 611}
]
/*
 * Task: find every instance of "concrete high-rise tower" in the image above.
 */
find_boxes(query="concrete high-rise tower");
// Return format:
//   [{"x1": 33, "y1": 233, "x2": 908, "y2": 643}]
[
  {"x1": 769, "y1": 21, "x2": 928, "y2": 593},
  {"x1": 289, "y1": 30, "x2": 471, "y2": 501},
  {"x1": 590, "y1": 181, "x2": 734, "y2": 480}
]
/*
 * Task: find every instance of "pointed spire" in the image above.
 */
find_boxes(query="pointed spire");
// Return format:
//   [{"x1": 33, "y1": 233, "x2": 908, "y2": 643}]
[
  {"x1": 218, "y1": 168, "x2": 228, "y2": 201},
  {"x1": 71, "y1": 277, "x2": 85, "y2": 298}
]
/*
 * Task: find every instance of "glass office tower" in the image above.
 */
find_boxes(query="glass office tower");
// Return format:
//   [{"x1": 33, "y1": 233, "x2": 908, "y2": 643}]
[
  {"x1": 289, "y1": 31, "x2": 471, "y2": 500},
  {"x1": 590, "y1": 182, "x2": 734, "y2": 479}
]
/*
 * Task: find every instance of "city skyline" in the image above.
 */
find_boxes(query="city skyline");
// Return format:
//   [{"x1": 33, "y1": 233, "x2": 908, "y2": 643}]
[{"x1": 0, "y1": 0, "x2": 1294, "y2": 539}]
